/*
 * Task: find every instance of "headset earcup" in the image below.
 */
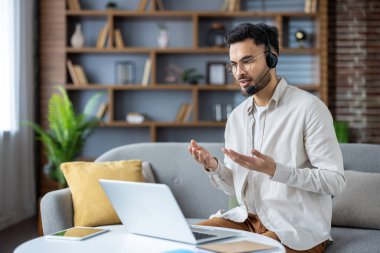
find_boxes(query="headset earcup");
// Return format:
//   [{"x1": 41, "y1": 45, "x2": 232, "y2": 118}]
[{"x1": 266, "y1": 51, "x2": 278, "y2": 69}]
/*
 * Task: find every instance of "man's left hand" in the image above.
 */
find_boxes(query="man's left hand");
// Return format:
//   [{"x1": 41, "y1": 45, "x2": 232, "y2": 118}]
[{"x1": 222, "y1": 148, "x2": 276, "y2": 176}]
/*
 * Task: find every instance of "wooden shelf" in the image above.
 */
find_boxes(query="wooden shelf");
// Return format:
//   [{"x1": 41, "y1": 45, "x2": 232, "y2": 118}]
[
  {"x1": 61, "y1": 0, "x2": 328, "y2": 142},
  {"x1": 66, "y1": 10, "x2": 317, "y2": 18},
  {"x1": 66, "y1": 47, "x2": 320, "y2": 55},
  {"x1": 64, "y1": 84, "x2": 238, "y2": 90},
  {"x1": 104, "y1": 121, "x2": 227, "y2": 127},
  {"x1": 281, "y1": 48, "x2": 320, "y2": 54},
  {"x1": 64, "y1": 84, "x2": 318, "y2": 91},
  {"x1": 66, "y1": 47, "x2": 229, "y2": 54},
  {"x1": 66, "y1": 47, "x2": 151, "y2": 54}
]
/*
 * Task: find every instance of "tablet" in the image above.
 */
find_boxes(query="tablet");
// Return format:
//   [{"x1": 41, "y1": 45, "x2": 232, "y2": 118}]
[{"x1": 45, "y1": 227, "x2": 109, "y2": 241}]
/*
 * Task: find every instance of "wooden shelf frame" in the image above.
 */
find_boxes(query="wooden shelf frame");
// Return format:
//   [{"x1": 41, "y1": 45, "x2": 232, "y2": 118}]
[
  {"x1": 66, "y1": 10, "x2": 318, "y2": 18},
  {"x1": 62, "y1": 0, "x2": 328, "y2": 142}
]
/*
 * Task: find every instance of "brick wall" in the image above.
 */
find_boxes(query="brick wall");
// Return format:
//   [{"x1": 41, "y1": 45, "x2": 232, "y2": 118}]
[{"x1": 329, "y1": 0, "x2": 380, "y2": 143}]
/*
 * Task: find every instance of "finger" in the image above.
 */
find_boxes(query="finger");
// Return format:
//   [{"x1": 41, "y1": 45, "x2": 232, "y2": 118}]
[
  {"x1": 192, "y1": 151, "x2": 200, "y2": 162},
  {"x1": 251, "y1": 149, "x2": 264, "y2": 158},
  {"x1": 191, "y1": 139, "x2": 200, "y2": 149},
  {"x1": 198, "y1": 149, "x2": 211, "y2": 164},
  {"x1": 223, "y1": 148, "x2": 257, "y2": 169},
  {"x1": 223, "y1": 148, "x2": 244, "y2": 163}
]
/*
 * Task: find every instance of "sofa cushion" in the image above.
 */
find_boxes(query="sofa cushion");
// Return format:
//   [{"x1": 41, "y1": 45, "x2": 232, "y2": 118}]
[
  {"x1": 326, "y1": 226, "x2": 380, "y2": 253},
  {"x1": 61, "y1": 160, "x2": 145, "y2": 227},
  {"x1": 332, "y1": 170, "x2": 380, "y2": 229},
  {"x1": 142, "y1": 161, "x2": 155, "y2": 183}
]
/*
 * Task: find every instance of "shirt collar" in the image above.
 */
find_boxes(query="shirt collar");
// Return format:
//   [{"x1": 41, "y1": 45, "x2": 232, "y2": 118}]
[{"x1": 247, "y1": 77, "x2": 287, "y2": 115}]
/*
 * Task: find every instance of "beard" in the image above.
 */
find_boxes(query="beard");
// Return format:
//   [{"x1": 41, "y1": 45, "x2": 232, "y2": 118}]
[{"x1": 239, "y1": 68, "x2": 271, "y2": 97}]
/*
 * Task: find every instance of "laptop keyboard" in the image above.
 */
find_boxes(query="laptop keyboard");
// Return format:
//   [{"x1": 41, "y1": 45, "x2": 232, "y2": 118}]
[{"x1": 192, "y1": 231, "x2": 217, "y2": 240}]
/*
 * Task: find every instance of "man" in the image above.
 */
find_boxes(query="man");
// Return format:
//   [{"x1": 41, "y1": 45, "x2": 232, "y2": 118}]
[{"x1": 188, "y1": 23, "x2": 346, "y2": 253}]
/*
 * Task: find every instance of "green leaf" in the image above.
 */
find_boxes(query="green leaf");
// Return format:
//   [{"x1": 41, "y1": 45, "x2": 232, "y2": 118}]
[{"x1": 24, "y1": 86, "x2": 101, "y2": 185}]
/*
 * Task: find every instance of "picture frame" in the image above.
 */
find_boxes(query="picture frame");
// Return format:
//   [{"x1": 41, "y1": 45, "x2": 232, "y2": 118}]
[{"x1": 206, "y1": 62, "x2": 227, "y2": 85}]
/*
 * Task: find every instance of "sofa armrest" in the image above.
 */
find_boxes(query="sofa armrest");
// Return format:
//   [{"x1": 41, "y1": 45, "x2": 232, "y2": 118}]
[{"x1": 40, "y1": 188, "x2": 74, "y2": 235}]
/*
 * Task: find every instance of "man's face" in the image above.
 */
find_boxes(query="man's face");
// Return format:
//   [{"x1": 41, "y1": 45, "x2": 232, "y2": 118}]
[{"x1": 229, "y1": 38, "x2": 270, "y2": 96}]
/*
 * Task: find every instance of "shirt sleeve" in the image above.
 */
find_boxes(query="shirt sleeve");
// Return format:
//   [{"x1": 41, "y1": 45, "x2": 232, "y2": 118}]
[
  {"x1": 271, "y1": 99, "x2": 346, "y2": 196},
  {"x1": 202, "y1": 119, "x2": 235, "y2": 196}
]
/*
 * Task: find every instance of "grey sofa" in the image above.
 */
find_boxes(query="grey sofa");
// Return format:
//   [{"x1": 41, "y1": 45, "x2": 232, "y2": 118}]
[{"x1": 41, "y1": 143, "x2": 380, "y2": 252}]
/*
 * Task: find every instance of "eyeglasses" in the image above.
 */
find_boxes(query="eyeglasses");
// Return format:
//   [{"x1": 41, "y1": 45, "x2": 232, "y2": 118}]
[{"x1": 226, "y1": 51, "x2": 267, "y2": 74}]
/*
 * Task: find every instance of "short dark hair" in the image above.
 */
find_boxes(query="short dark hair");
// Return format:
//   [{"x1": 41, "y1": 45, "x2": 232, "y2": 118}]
[{"x1": 225, "y1": 23, "x2": 279, "y2": 55}]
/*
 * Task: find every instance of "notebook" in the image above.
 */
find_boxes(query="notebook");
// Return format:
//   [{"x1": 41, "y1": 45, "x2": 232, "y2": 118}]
[{"x1": 99, "y1": 180, "x2": 240, "y2": 244}]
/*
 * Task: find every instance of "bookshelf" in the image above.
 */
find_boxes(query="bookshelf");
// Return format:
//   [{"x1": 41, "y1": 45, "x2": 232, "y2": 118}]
[{"x1": 40, "y1": 0, "x2": 328, "y2": 154}]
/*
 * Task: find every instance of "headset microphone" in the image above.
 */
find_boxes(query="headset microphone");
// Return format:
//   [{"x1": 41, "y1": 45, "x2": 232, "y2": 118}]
[
  {"x1": 245, "y1": 67, "x2": 271, "y2": 96},
  {"x1": 246, "y1": 85, "x2": 257, "y2": 96}
]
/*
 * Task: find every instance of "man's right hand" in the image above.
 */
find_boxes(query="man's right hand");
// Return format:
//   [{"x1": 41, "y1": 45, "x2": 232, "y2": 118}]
[{"x1": 188, "y1": 139, "x2": 218, "y2": 171}]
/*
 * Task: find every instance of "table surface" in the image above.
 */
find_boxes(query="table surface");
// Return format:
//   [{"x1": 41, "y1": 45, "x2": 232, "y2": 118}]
[{"x1": 15, "y1": 225, "x2": 286, "y2": 253}]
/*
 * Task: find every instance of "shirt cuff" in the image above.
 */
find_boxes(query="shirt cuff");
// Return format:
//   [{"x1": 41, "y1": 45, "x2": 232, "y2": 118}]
[
  {"x1": 203, "y1": 157, "x2": 220, "y2": 175},
  {"x1": 271, "y1": 162, "x2": 293, "y2": 183}
]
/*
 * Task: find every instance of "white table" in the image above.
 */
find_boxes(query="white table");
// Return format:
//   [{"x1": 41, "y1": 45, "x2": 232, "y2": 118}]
[{"x1": 15, "y1": 225, "x2": 285, "y2": 253}]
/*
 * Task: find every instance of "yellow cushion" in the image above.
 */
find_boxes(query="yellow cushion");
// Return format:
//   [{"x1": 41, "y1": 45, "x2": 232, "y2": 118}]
[{"x1": 60, "y1": 160, "x2": 144, "y2": 227}]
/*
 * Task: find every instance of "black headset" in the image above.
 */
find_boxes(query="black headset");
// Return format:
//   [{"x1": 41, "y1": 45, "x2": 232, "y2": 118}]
[
  {"x1": 257, "y1": 25, "x2": 278, "y2": 69},
  {"x1": 266, "y1": 41, "x2": 278, "y2": 69}
]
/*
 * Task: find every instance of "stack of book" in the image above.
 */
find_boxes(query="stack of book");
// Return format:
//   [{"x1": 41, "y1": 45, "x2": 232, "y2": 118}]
[
  {"x1": 66, "y1": 60, "x2": 88, "y2": 86},
  {"x1": 220, "y1": 0, "x2": 240, "y2": 12},
  {"x1": 96, "y1": 22, "x2": 110, "y2": 49},
  {"x1": 67, "y1": 0, "x2": 81, "y2": 10},
  {"x1": 175, "y1": 103, "x2": 193, "y2": 122},
  {"x1": 96, "y1": 22, "x2": 126, "y2": 49}
]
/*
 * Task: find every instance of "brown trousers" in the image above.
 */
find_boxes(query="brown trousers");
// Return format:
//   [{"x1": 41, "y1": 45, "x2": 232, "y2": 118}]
[{"x1": 197, "y1": 214, "x2": 328, "y2": 253}]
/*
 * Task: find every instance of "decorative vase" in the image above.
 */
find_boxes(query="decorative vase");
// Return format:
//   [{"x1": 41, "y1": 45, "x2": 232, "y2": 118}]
[
  {"x1": 157, "y1": 28, "x2": 169, "y2": 48},
  {"x1": 70, "y1": 23, "x2": 85, "y2": 48}
]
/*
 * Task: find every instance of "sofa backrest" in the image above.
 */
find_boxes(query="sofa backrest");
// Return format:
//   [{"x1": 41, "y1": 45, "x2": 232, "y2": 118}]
[
  {"x1": 96, "y1": 142, "x2": 380, "y2": 219},
  {"x1": 96, "y1": 142, "x2": 227, "y2": 219},
  {"x1": 339, "y1": 143, "x2": 380, "y2": 173}
]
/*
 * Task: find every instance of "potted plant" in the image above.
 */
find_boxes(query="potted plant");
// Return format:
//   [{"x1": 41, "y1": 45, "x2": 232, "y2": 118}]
[
  {"x1": 105, "y1": 1, "x2": 117, "y2": 9},
  {"x1": 181, "y1": 68, "x2": 204, "y2": 85},
  {"x1": 26, "y1": 86, "x2": 102, "y2": 187}
]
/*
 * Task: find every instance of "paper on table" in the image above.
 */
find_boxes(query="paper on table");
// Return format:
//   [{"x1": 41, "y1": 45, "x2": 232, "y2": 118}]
[{"x1": 198, "y1": 240, "x2": 275, "y2": 253}]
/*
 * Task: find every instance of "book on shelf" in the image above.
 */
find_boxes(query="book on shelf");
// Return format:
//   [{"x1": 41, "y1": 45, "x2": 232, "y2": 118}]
[
  {"x1": 175, "y1": 103, "x2": 192, "y2": 122},
  {"x1": 137, "y1": 0, "x2": 148, "y2": 11},
  {"x1": 182, "y1": 104, "x2": 193, "y2": 122},
  {"x1": 141, "y1": 59, "x2": 152, "y2": 86},
  {"x1": 96, "y1": 22, "x2": 110, "y2": 49},
  {"x1": 66, "y1": 60, "x2": 88, "y2": 86},
  {"x1": 220, "y1": 0, "x2": 228, "y2": 11},
  {"x1": 114, "y1": 29, "x2": 125, "y2": 48},
  {"x1": 96, "y1": 103, "x2": 109, "y2": 120},
  {"x1": 67, "y1": 0, "x2": 81, "y2": 10},
  {"x1": 305, "y1": 0, "x2": 318, "y2": 13},
  {"x1": 74, "y1": 65, "x2": 88, "y2": 85},
  {"x1": 66, "y1": 60, "x2": 81, "y2": 86},
  {"x1": 311, "y1": 0, "x2": 318, "y2": 13},
  {"x1": 175, "y1": 103, "x2": 187, "y2": 122},
  {"x1": 155, "y1": 0, "x2": 165, "y2": 11},
  {"x1": 227, "y1": 0, "x2": 239, "y2": 12}
]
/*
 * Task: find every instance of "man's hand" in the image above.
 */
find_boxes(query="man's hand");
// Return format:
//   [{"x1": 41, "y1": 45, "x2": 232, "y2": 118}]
[
  {"x1": 188, "y1": 139, "x2": 218, "y2": 171},
  {"x1": 222, "y1": 148, "x2": 276, "y2": 176}
]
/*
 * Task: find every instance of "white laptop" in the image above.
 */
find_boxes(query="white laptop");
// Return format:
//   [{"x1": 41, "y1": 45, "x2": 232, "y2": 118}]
[{"x1": 99, "y1": 179, "x2": 240, "y2": 245}]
